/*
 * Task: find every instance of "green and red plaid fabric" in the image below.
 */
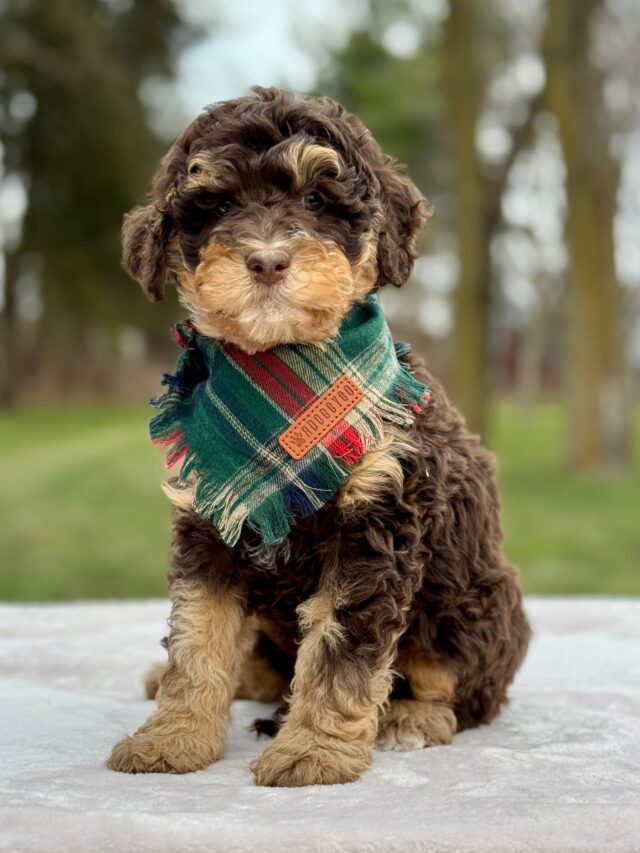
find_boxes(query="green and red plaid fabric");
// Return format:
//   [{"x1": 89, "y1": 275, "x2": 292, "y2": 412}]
[{"x1": 150, "y1": 294, "x2": 430, "y2": 546}]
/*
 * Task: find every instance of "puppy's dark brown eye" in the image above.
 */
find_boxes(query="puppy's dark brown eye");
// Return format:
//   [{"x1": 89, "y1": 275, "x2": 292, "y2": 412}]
[
  {"x1": 302, "y1": 191, "x2": 324, "y2": 211},
  {"x1": 215, "y1": 198, "x2": 234, "y2": 216}
]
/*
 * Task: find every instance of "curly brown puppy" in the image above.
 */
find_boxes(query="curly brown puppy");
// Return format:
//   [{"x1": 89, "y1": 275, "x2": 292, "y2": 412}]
[{"x1": 108, "y1": 86, "x2": 530, "y2": 787}]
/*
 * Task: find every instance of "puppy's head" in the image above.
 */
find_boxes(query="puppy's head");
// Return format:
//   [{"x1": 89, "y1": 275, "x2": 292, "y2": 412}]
[{"x1": 123, "y1": 87, "x2": 431, "y2": 352}]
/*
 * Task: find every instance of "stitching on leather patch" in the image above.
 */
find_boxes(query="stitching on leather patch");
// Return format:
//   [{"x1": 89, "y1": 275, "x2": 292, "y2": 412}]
[{"x1": 279, "y1": 375, "x2": 364, "y2": 460}]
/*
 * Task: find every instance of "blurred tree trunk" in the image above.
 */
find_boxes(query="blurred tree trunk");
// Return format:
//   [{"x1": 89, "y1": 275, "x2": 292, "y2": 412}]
[
  {"x1": 0, "y1": 252, "x2": 19, "y2": 408},
  {"x1": 444, "y1": 1, "x2": 541, "y2": 438},
  {"x1": 0, "y1": 1, "x2": 189, "y2": 404},
  {"x1": 444, "y1": 0, "x2": 489, "y2": 437},
  {"x1": 543, "y1": 0, "x2": 629, "y2": 472}
]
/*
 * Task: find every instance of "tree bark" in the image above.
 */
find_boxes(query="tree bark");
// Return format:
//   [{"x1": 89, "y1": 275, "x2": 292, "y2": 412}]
[
  {"x1": 444, "y1": 3, "x2": 542, "y2": 438},
  {"x1": 444, "y1": 0, "x2": 490, "y2": 437},
  {"x1": 542, "y1": 0, "x2": 629, "y2": 472},
  {"x1": 0, "y1": 251, "x2": 20, "y2": 408}
]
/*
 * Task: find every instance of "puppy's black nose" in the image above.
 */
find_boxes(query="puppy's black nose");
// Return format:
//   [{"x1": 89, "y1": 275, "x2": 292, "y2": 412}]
[{"x1": 246, "y1": 250, "x2": 291, "y2": 285}]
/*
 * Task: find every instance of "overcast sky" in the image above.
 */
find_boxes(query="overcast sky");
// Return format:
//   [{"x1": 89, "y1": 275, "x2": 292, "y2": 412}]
[{"x1": 142, "y1": 0, "x2": 368, "y2": 137}]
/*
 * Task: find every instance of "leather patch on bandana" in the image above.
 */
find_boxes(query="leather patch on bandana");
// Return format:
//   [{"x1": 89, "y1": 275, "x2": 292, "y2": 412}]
[{"x1": 279, "y1": 375, "x2": 364, "y2": 460}]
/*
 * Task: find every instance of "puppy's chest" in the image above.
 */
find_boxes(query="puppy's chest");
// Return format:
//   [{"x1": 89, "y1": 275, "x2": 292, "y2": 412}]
[
  {"x1": 236, "y1": 537, "x2": 292, "y2": 574},
  {"x1": 235, "y1": 535, "x2": 321, "y2": 614}
]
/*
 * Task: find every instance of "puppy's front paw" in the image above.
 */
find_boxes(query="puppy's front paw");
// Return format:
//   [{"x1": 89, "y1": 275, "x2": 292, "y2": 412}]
[
  {"x1": 252, "y1": 728, "x2": 371, "y2": 787},
  {"x1": 107, "y1": 727, "x2": 222, "y2": 774},
  {"x1": 376, "y1": 699, "x2": 457, "y2": 751}
]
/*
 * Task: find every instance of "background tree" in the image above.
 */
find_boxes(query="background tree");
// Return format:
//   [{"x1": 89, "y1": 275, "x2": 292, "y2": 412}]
[
  {"x1": 442, "y1": 0, "x2": 489, "y2": 437},
  {"x1": 443, "y1": 1, "x2": 542, "y2": 437},
  {"x1": 0, "y1": 0, "x2": 192, "y2": 405},
  {"x1": 542, "y1": 0, "x2": 629, "y2": 472}
]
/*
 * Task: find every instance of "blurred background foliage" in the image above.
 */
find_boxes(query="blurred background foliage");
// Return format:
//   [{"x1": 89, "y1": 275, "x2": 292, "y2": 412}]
[{"x1": 0, "y1": 0, "x2": 638, "y2": 599}]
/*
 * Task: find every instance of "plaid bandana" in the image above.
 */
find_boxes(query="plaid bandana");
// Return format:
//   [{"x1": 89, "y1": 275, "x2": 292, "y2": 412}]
[{"x1": 150, "y1": 295, "x2": 430, "y2": 546}]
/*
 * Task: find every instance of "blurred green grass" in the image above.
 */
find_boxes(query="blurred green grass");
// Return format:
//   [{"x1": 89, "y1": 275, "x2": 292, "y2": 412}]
[{"x1": 0, "y1": 403, "x2": 638, "y2": 600}]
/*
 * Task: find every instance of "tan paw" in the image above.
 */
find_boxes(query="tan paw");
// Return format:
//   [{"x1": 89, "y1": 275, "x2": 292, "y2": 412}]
[
  {"x1": 376, "y1": 699, "x2": 457, "y2": 751},
  {"x1": 252, "y1": 729, "x2": 371, "y2": 787},
  {"x1": 107, "y1": 729, "x2": 222, "y2": 774}
]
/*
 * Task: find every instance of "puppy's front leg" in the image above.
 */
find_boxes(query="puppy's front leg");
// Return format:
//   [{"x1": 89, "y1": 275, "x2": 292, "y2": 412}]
[
  {"x1": 252, "y1": 539, "x2": 417, "y2": 787},
  {"x1": 108, "y1": 578, "x2": 248, "y2": 773}
]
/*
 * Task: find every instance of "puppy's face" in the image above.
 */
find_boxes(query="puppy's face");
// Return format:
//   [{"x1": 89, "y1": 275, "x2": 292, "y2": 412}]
[
  {"x1": 123, "y1": 88, "x2": 431, "y2": 352},
  {"x1": 171, "y1": 140, "x2": 378, "y2": 351}
]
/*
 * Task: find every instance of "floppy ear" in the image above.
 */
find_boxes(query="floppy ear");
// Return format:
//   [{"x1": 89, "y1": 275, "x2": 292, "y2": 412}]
[
  {"x1": 375, "y1": 156, "x2": 433, "y2": 288},
  {"x1": 121, "y1": 202, "x2": 172, "y2": 303},
  {"x1": 121, "y1": 132, "x2": 189, "y2": 303},
  {"x1": 304, "y1": 98, "x2": 431, "y2": 289}
]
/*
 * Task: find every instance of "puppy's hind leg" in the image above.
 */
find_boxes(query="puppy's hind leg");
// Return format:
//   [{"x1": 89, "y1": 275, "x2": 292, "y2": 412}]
[
  {"x1": 143, "y1": 661, "x2": 167, "y2": 700},
  {"x1": 235, "y1": 623, "x2": 293, "y2": 702},
  {"x1": 376, "y1": 651, "x2": 457, "y2": 751}
]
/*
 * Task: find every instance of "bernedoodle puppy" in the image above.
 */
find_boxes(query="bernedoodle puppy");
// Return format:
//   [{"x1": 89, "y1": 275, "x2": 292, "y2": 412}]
[{"x1": 107, "y1": 86, "x2": 530, "y2": 787}]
